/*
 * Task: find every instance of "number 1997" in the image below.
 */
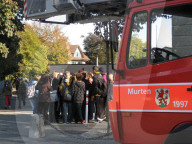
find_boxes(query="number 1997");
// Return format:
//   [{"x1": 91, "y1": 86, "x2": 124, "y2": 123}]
[{"x1": 173, "y1": 101, "x2": 188, "y2": 108}]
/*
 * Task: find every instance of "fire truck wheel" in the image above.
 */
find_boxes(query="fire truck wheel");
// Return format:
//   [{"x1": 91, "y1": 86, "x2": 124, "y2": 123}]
[{"x1": 164, "y1": 122, "x2": 192, "y2": 144}]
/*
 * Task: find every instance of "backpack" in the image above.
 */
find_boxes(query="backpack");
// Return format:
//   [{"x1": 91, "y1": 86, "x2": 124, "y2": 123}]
[
  {"x1": 27, "y1": 84, "x2": 35, "y2": 99},
  {"x1": 60, "y1": 82, "x2": 72, "y2": 101},
  {"x1": 93, "y1": 76, "x2": 107, "y2": 97}
]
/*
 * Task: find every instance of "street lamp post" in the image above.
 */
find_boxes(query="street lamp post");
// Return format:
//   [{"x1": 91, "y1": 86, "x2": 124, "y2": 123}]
[{"x1": 96, "y1": 56, "x2": 99, "y2": 66}]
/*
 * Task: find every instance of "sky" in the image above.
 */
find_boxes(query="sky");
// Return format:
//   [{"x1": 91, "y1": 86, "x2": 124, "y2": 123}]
[
  {"x1": 152, "y1": 17, "x2": 172, "y2": 48},
  {"x1": 26, "y1": 15, "x2": 95, "y2": 51},
  {"x1": 60, "y1": 23, "x2": 95, "y2": 50}
]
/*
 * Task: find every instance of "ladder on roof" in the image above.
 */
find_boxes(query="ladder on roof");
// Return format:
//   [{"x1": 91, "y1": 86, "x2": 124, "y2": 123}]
[{"x1": 25, "y1": 0, "x2": 131, "y2": 23}]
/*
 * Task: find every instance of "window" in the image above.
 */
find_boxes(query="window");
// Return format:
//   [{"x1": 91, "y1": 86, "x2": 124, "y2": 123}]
[
  {"x1": 74, "y1": 49, "x2": 81, "y2": 58},
  {"x1": 127, "y1": 12, "x2": 148, "y2": 68},
  {"x1": 28, "y1": 0, "x2": 46, "y2": 14},
  {"x1": 151, "y1": 4, "x2": 192, "y2": 64}
]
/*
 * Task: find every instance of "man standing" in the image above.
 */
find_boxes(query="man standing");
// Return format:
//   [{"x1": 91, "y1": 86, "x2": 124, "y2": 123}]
[
  {"x1": 17, "y1": 78, "x2": 27, "y2": 109},
  {"x1": 91, "y1": 66, "x2": 107, "y2": 123}
]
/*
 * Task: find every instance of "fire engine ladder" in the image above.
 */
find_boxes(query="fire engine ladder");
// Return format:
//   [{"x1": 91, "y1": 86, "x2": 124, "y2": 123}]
[{"x1": 25, "y1": 0, "x2": 134, "y2": 24}]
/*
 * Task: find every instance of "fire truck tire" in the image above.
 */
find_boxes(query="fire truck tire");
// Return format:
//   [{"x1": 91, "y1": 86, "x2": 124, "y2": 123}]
[{"x1": 164, "y1": 123, "x2": 192, "y2": 144}]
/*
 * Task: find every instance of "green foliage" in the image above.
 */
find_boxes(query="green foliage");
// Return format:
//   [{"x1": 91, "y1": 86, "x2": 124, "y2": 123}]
[
  {"x1": 17, "y1": 23, "x2": 70, "y2": 78},
  {"x1": 46, "y1": 26, "x2": 69, "y2": 64},
  {"x1": 0, "y1": 0, "x2": 24, "y2": 80},
  {"x1": 29, "y1": 23, "x2": 69, "y2": 65},
  {"x1": 129, "y1": 34, "x2": 147, "y2": 59},
  {"x1": 83, "y1": 33, "x2": 117, "y2": 64},
  {"x1": 18, "y1": 24, "x2": 48, "y2": 78},
  {"x1": 0, "y1": 43, "x2": 8, "y2": 57},
  {"x1": 0, "y1": 0, "x2": 18, "y2": 57}
]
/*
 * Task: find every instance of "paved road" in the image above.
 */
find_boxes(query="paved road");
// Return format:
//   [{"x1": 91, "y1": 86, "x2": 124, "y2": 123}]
[
  {"x1": 0, "y1": 98, "x2": 119, "y2": 144},
  {"x1": 0, "y1": 111, "x2": 24, "y2": 144}
]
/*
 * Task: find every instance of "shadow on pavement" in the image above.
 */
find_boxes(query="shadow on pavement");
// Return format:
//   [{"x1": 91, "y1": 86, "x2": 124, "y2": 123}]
[{"x1": 0, "y1": 114, "x2": 24, "y2": 144}]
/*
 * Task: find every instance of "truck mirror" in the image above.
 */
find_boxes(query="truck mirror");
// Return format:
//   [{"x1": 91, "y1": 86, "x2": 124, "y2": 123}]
[{"x1": 111, "y1": 21, "x2": 119, "y2": 52}]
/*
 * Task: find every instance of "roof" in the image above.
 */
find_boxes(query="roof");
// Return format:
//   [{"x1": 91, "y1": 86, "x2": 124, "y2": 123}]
[
  {"x1": 69, "y1": 45, "x2": 90, "y2": 62},
  {"x1": 70, "y1": 45, "x2": 79, "y2": 54}
]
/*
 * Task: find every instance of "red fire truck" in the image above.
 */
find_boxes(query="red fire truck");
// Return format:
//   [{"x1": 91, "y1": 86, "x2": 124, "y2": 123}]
[
  {"x1": 26, "y1": 0, "x2": 192, "y2": 143},
  {"x1": 109, "y1": 0, "x2": 192, "y2": 143}
]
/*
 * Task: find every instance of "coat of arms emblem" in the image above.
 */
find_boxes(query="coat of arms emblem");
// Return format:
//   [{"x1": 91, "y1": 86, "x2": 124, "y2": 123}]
[{"x1": 155, "y1": 88, "x2": 170, "y2": 107}]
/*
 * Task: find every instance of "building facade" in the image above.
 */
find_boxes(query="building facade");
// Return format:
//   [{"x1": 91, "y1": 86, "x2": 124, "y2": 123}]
[{"x1": 68, "y1": 45, "x2": 90, "y2": 64}]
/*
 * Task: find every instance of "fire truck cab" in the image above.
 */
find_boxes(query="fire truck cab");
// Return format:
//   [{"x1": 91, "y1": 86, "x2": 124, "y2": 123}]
[{"x1": 109, "y1": 0, "x2": 192, "y2": 143}]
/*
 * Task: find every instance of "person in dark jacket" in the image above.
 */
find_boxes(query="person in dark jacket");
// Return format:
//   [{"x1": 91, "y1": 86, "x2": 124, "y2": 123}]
[
  {"x1": 81, "y1": 71, "x2": 88, "y2": 120},
  {"x1": 15, "y1": 77, "x2": 20, "y2": 92},
  {"x1": 91, "y1": 66, "x2": 106, "y2": 123},
  {"x1": 56, "y1": 73, "x2": 64, "y2": 122},
  {"x1": 99, "y1": 66, "x2": 108, "y2": 116},
  {"x1": 72, "y1": 73, "x2": 85, "y2": 124},
  {"x1": 59, "y1": 71, "x2": 74, "y2": 123},
  {"x1": 3, "y1": 80, "x2": 12, "y2": 109},
  {"x1": 85, "y1": 72, "x2": 95, "y2": 121},
  {"x1": 35, "y1": 74, "x2": 53, "y2": 122},
  {"x1": 17, "y1": 78, "x2": 27, "y2": 109}
]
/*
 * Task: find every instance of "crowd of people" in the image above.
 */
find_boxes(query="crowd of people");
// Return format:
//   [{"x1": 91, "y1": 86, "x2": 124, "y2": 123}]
[
  {"x1": 2, "y1": 77, "x2": 35, "y2": 109},
  {"x1": 2, "y1": 66, "x2": 114, "y2": 125}
]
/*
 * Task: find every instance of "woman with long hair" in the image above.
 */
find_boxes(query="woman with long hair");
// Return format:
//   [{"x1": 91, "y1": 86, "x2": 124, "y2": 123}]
[{"x1": 35, "y1": 74, "x2": 52, "y2": 124}]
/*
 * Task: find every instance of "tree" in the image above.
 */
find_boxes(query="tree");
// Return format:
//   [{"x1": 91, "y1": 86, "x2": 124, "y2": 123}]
[
  {"x1": 47, "y1": 26, "x2": 69, "y2": 64},
  {"x1": 83, "y1": 33, "x2": 117, "y2": 64},
  {"x1": 29, "y1": 23, "x2": 69, "y2": 65},
  {"x1": 0, "y1": 0, "x2": 24, "y2": 80},
  {"x1": 94, "y1": 19, "x2": 125, "y2": 40},
  {"x1": 94, "y1": 13, "x2": 149, "y2": 41},
  {"x1": 129, "y1": 34, "x2": 147, "y2": 59},
  {"x1": 18, "y1": 24, "x2": 48, "y2": 78},
  {"x1": 83, "y1": 33, "x2": 106, "y2": 64}
]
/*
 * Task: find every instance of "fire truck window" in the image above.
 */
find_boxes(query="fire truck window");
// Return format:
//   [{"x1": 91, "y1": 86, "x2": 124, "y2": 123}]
[
  {"x1": 127, "y1": 12, "x2": 148, "y2": 69},
  {"x1": 28, "y1": 0, "x2": 46, "y2": 14},
  {"x1": 151, "y1": 4, "x2": 192, "y2": 64}
]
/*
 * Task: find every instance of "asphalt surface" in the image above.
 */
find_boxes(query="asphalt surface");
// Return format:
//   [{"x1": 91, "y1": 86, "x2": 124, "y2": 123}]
[{"x1": 0, "y1": 96, "x2": 119, "y2": 144}]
